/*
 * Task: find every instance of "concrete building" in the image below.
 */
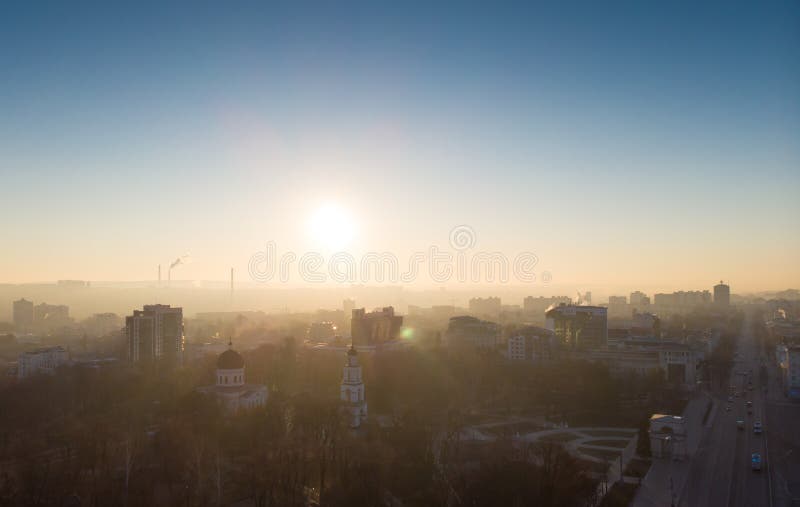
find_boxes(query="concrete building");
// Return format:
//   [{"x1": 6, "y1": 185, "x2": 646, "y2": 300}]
[
  {"x1": 197, "y1": 342, "x2": 268, "y2": 413},
  {"x1": 351, "y1": 307, "x2": 403, "y2": 346},
  {"x1": 587, "y1": 339, "x2": 699, "y2": 388},
  {"x1": 652, "y1": 291, "x2": 711, "y2": 314},
  {"x1": 83, "y1": 313, "x2": 123, "y2": 337},
  {"x1": 607, "y1": 296, "x2": 628, "y2": 316},
  {"x1": 714, "y1": 280, "x2": 730, "y2": 307},
  {"x1": 631, "y1": 311, "x2": 661, "y2": 337},
  {"x1": 777, "y1": 345, "x2": 800, "y2": 399},
  {"x1": 545, "y1": 304, "x2": 608, "y2": 349},
  {"x1": 445, "y1": 315, "x2": 499, "y2": 350},
  {"x1": 12, "y1": 298, "x2": 34, "y2": 330},
  {"x1": 629, "y1": 291, "x2": 651, "y2": 311},
  {"x1": 523, "y1": 296, "x2": 572, "y2": 318},
  {"x1": 469, "y1": 297, "x2": 502, "y2": 318},
  {"x1": 341, "y1": 346, "x2": 367, "y2": 428},
  {"x1": 17, "y1": 346, "x2": 69, "y2": 379},
  {"x1": 125, "y1": 304, "x2": 184, "y2": 365},
  {"x1": 507, "y1": 326, "x2": 556, "y2": 362},
  {"x1": 33, "y1": 303, "x2": 70, "y2": 327}
]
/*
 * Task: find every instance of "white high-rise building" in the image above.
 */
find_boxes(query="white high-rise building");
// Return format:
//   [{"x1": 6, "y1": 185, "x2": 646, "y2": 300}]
[{"x1": 340, "y1": 346, "x2": 367, "y2": 428}]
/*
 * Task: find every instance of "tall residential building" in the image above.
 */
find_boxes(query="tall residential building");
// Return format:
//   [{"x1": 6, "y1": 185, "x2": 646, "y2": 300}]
[
  {"x1": 444, "y1": 315, "x2": 499, "y2": 350},
  {"x1": 33, "y1": 303, "x2": 70, "y2": 326},
  {"x1": 351, "y1": 307, "x2": 403, "y2": 346},
  {"x1": 468, "y1": 297, "x2": 502, "y2": 318},
  {"x1": 507, "y1": 326, "x2": 556, "y2": 362},
  {"x1": 629, "y1": 291, "x2": 650, "y2": 309},
  {"x1": 607, "y1": 296, "x2": 628, "y2": 316},
  {"x1": 18, "y1": 346, "x2": 69, "y2": 379},
  {"x1": 714, "y1": 281, "x2": 731, "y2": 307},
  {"x1": 12, "y1": 298, "x2": 34, "y2": 330},
  {"x1": 523, "y1": 296, "x2": 572, "y2": 317},
  {"x1": 545, "y1": 304, "x2": 608, "y2": 349},
  {"x1": 342, "y1": 299, "x2": 356, "y2": 332},
  {"x1": 125, "y1": 304, "x2": 184, "y2": 364},
  {"x1": 341, "y1": 346, "x2": 367, "y2": 428}
]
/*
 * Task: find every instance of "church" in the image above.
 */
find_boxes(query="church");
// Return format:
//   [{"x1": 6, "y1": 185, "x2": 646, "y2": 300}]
[
  {"x1": 340, "y1": 345, "x2": 368, "y2": 427},
  {"x1": 198, "y1": 341, "x2": 268, "y2": 413}
]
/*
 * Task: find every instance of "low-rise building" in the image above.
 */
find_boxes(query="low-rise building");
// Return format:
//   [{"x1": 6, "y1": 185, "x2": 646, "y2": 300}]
[
  {"x1": 18, "y1": 346, "x2": 69, "y2": 379},
  {"x1": 585, "y1": 339, "x2": 699, "y2": 388}
]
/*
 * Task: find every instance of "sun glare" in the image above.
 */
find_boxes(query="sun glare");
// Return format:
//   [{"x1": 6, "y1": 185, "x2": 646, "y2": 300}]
[{"x1": 307, "y1": 204, "x2": 356, "y2": 251}]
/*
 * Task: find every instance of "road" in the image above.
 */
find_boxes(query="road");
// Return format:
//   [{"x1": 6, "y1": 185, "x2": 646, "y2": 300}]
[{"x1": 682, "y1": 313, "x2": 800, "y2": 507}]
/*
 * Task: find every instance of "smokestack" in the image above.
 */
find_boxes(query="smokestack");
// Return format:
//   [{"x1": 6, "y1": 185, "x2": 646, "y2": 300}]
[
  {"x1": 167, "y1": 255, "x2": 188, "y2": 287},
  {"x1": 158, "y1": 264, "x2": 161, "y2": 285}
]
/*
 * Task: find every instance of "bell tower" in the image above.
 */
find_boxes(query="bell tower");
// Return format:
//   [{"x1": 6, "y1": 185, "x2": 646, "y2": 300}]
[{"x1": 340, "y1": 345, "x2": 367, "y2": 427}]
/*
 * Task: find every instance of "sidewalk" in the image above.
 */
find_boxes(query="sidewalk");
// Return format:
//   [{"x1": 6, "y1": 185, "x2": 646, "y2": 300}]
[{"x1": 632, "y1": 393, "x2": 711, "y2": 507}]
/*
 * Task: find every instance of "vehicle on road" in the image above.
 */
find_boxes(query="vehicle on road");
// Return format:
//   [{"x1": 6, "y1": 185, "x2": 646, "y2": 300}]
[
  {"x1": 727, "y1": 395, "x2": 734, "y2": 402},
  {"x1": 737, "y1": 420, "x2": 745, "y2": 430},
  {"x1": 751, "y1": 453, "x2": 762, "y2": 471},
  {"x1": 753, "y1": 421, "x2": 762, "y2": 434},
  {"x1": 725, "y1": 405, "x2": 731, "y2": 412}
]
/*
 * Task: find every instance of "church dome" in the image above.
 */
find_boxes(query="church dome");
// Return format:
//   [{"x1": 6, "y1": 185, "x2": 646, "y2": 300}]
[{"x1": 217, "y1": 349, "x2": 244, "y2": 369}]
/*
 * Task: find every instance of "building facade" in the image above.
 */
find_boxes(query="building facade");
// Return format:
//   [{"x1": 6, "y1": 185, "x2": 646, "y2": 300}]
[
  {"x1": 125, "y1": 304, "x2": 184, "y2": 365},
  {"x1": 341, "y1": 346, "x2": 367, "y2": 428},
  {"x1": 545, "y1": 305, "x2": 608, "y2": 349},
  {"x1": 507, "y1": 326, "x2": 556, "y2": 362},
  {"x1": 18, "y1": 346, "x2": 69, "y2": 379},
  {"x1": 469, "y1": 297, "x2": 502, "y2": 318},
  {"x1": 714, "y1": 281, "x2": 731, "y2": 307},
  {"x1": 351, "y1": 307, "x2": 403, "y2": 346},
  {"x1": 33, "y1": 303, "x2": 70, "y2": 327},
  {"x1": 445, "y1": 315, "x2": 499, "y2": 350},
  {"x1": 12, "y1": 298, "x2": 34, "y2": 330}
]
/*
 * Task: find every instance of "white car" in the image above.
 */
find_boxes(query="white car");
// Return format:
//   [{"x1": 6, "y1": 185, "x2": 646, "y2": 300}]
[{"x1": 753, "y1": 421, "x2": 763, "y2": 434}]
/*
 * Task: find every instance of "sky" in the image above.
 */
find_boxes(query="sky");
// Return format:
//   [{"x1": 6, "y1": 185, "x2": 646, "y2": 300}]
[{"x1": 0, "y1": 1, "x2": 798, "y2": 293}]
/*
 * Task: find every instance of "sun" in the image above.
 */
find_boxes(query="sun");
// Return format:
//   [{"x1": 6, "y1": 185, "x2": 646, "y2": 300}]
[{"x1": 307, "y1": 203, "x2": 356, "y2": 251}]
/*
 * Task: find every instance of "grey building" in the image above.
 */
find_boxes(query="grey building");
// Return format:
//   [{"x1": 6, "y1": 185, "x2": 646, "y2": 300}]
[{"x1": 125, "y1": 304, "x2": 184, "y2": 365}]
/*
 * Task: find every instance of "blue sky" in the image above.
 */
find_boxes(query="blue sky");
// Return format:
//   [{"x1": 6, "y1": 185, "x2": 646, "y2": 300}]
[{"x1": 1, "y1": 1, "x2": 798, "y2": 290}]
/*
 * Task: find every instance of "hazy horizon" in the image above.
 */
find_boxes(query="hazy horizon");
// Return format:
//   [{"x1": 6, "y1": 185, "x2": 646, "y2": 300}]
[{"x1": 2, "y1": 1, "x2": 799, "y2": 291}]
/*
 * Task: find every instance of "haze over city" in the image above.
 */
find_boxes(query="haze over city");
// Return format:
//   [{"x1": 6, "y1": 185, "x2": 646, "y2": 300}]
[{"x1": 0, "y1": 2, "x2": 799, "y2": 507}]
